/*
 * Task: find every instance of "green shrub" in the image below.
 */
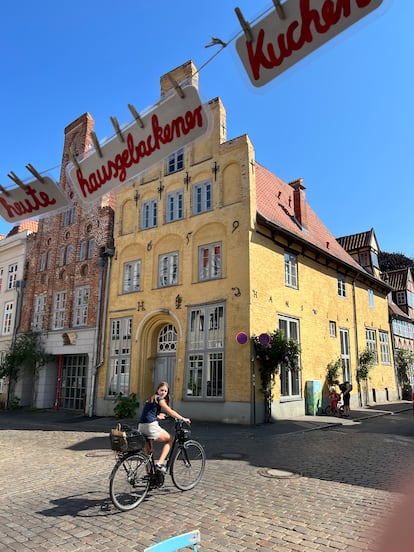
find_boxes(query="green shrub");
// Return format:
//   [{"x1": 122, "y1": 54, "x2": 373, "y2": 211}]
[{"x1": 113, "y1": 393, "x2": 139, "y2": 419}]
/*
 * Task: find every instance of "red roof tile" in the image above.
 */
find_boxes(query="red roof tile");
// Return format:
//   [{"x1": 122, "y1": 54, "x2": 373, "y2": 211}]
[{"x1": 255, "y1": 163, "x2": 376, "y2": 275}]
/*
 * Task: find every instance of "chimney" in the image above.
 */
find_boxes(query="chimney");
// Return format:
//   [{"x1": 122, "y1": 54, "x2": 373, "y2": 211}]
[
  {"x1": 160, "y1": 60, "x2": 199, "y2": 98},
  {"x1": 289, "y1": 178, "x2": 308, "y2": 229}
]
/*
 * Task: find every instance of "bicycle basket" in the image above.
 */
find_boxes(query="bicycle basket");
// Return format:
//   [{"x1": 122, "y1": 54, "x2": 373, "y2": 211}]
[
  {"x1": 177, "y1": 427, "x2": 191, "y2": 443},
  {"x1": 109, "y1": 424, "x2": 146, "y2": 452}
]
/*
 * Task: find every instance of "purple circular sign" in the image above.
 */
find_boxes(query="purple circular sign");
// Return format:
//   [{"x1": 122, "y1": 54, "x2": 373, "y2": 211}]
[
  {"x1": 259, "y1": 333, "x2": 270, "y2": 345},
  {"x1": 236, "y1": 332, "x2": 248, "y2": 345}
]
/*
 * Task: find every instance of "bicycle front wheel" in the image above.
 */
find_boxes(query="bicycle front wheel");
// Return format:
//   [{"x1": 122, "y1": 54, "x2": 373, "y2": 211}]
[
  {"x1": 170, "y1": 440, "x2": 206, "y2": 491},
  {"x1": 109, "y1": 452, "x2": 150, "y2": 511}
]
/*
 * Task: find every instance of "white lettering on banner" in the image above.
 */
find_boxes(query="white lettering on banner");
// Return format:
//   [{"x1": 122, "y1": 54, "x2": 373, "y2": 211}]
[
  {"x1": 0, "y1": 177, "x2": 70, "y2": 223},
  {"x1": 236, "y1": 0, "x2": 383, "y2": 87},
  {"x1": 67, "y1": 86, "x2": 209, "y2": 204}
]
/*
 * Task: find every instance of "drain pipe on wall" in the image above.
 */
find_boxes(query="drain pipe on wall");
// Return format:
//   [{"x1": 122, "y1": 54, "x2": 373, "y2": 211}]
[
  {"x1": 88, "y1": 247, "x2": 114, "y2": 417},
  {"x1": 351, "y1": 274, "x2": 362, "y2": 407}
]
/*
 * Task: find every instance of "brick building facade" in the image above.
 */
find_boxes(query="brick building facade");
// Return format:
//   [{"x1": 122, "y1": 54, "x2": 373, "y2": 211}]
[{"x1": 18, "y1": 113, "x2": 115, "y2": 412}]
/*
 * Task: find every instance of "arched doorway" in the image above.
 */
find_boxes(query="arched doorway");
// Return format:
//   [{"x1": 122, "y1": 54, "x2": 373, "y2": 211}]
[{"x1": 154, "y1": 324, "x2": 177, "y2": 402}]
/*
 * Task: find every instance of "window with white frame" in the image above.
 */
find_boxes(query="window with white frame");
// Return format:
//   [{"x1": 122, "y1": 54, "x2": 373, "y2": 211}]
[
  {"x1": 365, "y1": 328, "x2": 377, "y2": 362},
  {"x1": 107, "y1": 317, "x2": 132, "y2": 396},
  {"x1": 158, "y1": 252, "x2": 179, "y2": 287},
  {"x1": 284, "y1": 252, "x2": 298, "y2": 288},
  {"x1": 198, "y1": 243, "x2": 221, "y2": 281},
  {"x1": 368, "y1": 288, "x2": 375, "y2": 308},
  {"x1": 329, "y1": 320, "x2": 337, "y2": 337},
  {"x1": 278, "y1": 315, "x2": 301, "y2": 398},
  {"x1": 337, "y1": 274, "x2": 347, "y2": 297},
  {"x1": 123, "y1": 260, "x2": 141, "y2": 293},
  {"x1": 166, "y1": 148, "x2": 184, "y2": 174},
  {"x1": 7, "y1": 264, "x2": 18, "y2": 290},
  {"x1": 186, "y1": 303, "x2": 225, "y2": 399},
  {"x1": 392, "y1": 319, "x2": 414, "y2": 339},
  {"x1": 52, "y1": 291, "x2": 66, "y2": 329},
  {"x1": 193, "y1": 180, "x2": 212, "y2": 215},
  {"x1": 142, "y1": 199, "x2": 158, "y2": 229},
  {"x1": 166, "y1": 190, "x2": 184, "y2": 222},
  {"x1": 32, "y1": 294, "x2": 46, "y2": 331},
  {"x1": 379, "y1": 331, "x2": 391, "y2": 364},
  {"x1": 2, "y1": 302, "x2": 13, "y2": 335},
  {"x1": 73, "y1": 286, "x2": 90, "y2": 326}
]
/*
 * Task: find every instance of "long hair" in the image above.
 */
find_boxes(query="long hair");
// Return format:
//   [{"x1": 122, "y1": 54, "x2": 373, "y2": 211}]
[{"x1": 149, "y1": 381, "x2": 170, "y2": 406}]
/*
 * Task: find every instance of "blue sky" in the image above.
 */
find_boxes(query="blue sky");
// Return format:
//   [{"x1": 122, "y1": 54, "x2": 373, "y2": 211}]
[{"x1": 1, "y1": 0, "x2": 412, "y2": 257}]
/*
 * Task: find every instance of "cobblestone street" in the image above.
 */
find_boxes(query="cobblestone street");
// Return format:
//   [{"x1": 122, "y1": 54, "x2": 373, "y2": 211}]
[{"x1": 0, "y1": 405, "x2": 413, "y2": 551}]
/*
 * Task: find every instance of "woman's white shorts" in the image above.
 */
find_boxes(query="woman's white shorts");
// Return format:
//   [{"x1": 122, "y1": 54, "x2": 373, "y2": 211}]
[{"x1": 138, "y1": 421, "x2": 163, "y2": 440}]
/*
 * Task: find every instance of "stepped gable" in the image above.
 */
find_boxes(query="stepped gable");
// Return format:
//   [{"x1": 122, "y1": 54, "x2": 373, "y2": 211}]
[{"x1": 255, "y1": 162, "x2": 368, "y2": 273}]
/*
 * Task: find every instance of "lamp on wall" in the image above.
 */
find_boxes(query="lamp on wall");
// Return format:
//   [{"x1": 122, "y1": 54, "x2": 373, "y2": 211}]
[{"x1": 134, "y1": 190, "x2": 140, "y2": 206}]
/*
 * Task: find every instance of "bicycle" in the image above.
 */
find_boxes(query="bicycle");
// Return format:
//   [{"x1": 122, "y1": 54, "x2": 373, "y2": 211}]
[
  {"x1": 109, "y1": 419, "x2": 206, "y2": 511},
  {"x1": 325, "y1": 396, "x2": 345, "y2": 417}
]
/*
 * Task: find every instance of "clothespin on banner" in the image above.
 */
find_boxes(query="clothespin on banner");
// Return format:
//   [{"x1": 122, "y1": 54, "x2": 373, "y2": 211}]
[
  {"x1": 110, "y1": 116, "x2": 125, "y2": 143},
  {"x1": 26, "y1": 163, "x2": 45, "y2": 183},
  {"x1": 0, "y1": 184, "x2": 10, "y2": 196},
  {"x1": 90, "y1": 132, "x2": 103, "y2": 158},
  {"x1": 128, "y1": 104, "x2": 145, "y2": 128},
  {"x1": 8, "y1": 171, "x2": 27, "y2": 190},
  {"x1": 272, "y1": 0, "x2": 286, "y2": 19},
  {"x1": 234, "y1": 7, "x2": 253, "y2": 42},
  {"x1": 69, "y1": 146, "x2": 81, "y2": 171},
  {"x1": 167, "y1": 73, "x2": 185, "y2": 99}
]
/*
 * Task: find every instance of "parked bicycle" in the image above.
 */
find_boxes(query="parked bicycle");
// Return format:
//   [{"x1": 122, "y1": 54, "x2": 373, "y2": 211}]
[
  {"x1": 109, "y1": 419, "x2": 206, "y2": 511},
  {"x1": 325, "y1": 395, "x2": 345, "y2": 417}
]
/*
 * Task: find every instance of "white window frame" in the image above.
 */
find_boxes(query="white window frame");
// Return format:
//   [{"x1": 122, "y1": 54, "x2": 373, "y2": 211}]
[
  {"x1": 340, "y1": 328, "x2": 351, "y2": 382},
  {"x1": 2, "y1": 302, "x2": 13, "y2": 335},
  {"x1": 123, "y1": 260, "x2": 141, "y2": 293},
  {"x1": 337, "y1": 274, "x2": 347, "y2": 298},
  {"x1": 278, "y1": 315, "x2": 301, "y2": 399},
  {"x1": 198, "y1": 243, "x2": 222, "y2": 281},
  {"x1": 80, "y1": 241, "x2": 87, "y2": 261},
  {"x1": 7, "y1": 264, "x2": 18, "y2": 290},
  {"x1": 166, "y1": 148, "x2": 184, "y2": 174},
  {"x1": 166, "y1": 189, "x2": 184, "y2": 223},
  {"x1": 52, "y1": 291, "x2": 66, "y2": 330},
  {"x1": 365, "y1": 328, "x2": 377, "y2": 362},
  {"x1": 379, "y1": 331, "x2": 391, "y2": 364},
  {"x1": 284, "y1": 252, "x2": 298, "y2": 288},
  {"x1": 193, "y1": 180, "x2": 212, "y2": 215},
  {"x1": 87, "y1": 239, "x2": 95, "y2": 259},
  {"x1": 186, "y1": 303, "x2": 225, "y2": 399},
  {"x1": 396, "y1": 291, "x2": 405, "y2": 305},
  {"x1": 142, "y1": 199, "x2": 158, "y2": 229},
  {"x1": 32, "y1": 294, "x2": 46, "y2": 331},
  {"x1": 107, "y1": 317, "x2": 132, "y2": 396},
  {"x1": 329, "y1": 321, "x2": 337, "y2": 338},
  {"x1": 73, "y1": 286, "x2": 90, "y2": 327},
  {"x1": 158, "y1": 252, "x2": 179, "y2": 287}
]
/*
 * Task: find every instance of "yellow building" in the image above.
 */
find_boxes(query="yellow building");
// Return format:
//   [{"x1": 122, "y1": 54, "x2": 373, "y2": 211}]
[{"x1": 96, "y1": 61, "x2": 396, "y2": 423}]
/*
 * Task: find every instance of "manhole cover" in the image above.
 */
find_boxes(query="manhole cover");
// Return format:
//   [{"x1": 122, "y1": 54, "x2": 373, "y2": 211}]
[
  {"x1": 85, "y1": 451, "x2": 113, "y2": 458},
  {"x1": 258, "y1": 468, "x2": 300, "y2": 479}
]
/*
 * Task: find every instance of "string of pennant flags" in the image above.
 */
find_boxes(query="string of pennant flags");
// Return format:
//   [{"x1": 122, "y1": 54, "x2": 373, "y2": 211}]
[{"x1": 0, "y1": 0, "x2": 383, "y2": 224}]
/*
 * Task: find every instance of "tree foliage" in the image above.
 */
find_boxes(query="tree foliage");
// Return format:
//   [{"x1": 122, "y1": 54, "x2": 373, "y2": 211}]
[
  {"x1": 0, "y1": 331, "x2": 49, "y2": 382},
  {"x1": 379, "y1": 251, "x2": 413, "y2": 272}
]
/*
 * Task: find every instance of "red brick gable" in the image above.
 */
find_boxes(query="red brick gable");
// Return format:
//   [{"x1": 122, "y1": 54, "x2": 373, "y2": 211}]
[{"x1": 255, "y1": 163, "x2": 371, "y2": 274}]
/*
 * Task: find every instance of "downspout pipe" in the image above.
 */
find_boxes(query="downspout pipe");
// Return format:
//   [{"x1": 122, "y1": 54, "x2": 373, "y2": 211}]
[{"x1": 88, "y1": 247, "x2": 114, "y2": 417}]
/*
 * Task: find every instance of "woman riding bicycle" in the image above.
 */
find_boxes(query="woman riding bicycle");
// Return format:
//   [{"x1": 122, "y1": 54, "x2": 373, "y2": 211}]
[{"x1": 138, "y1": 381, "x2": 191, "y2": 473}]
